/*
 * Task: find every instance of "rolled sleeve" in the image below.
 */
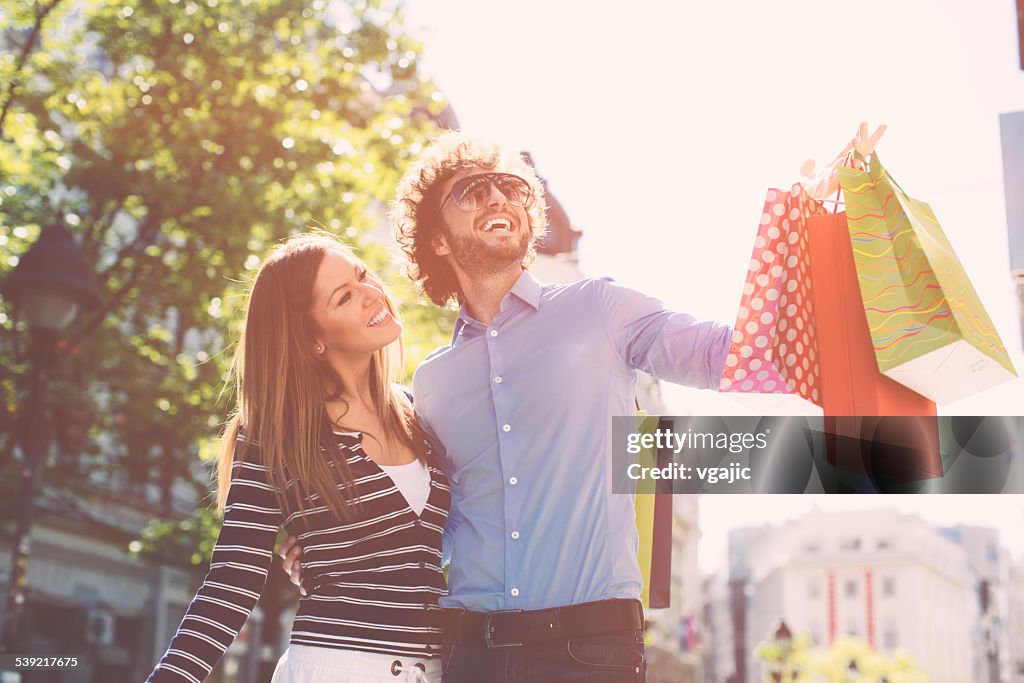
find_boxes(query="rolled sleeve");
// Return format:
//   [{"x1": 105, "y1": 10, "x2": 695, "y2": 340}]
[{"x1": 595, "y1": 277, "x2": 732, "y2": 389}]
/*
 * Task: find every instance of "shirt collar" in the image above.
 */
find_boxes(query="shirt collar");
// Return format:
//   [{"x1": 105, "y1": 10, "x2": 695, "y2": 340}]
[
  {"x1": 451, "y1": 270, "x2": 543, "y2": 345},
  {"x1": 506, "y1": 269, "x2": 543, "y2": 311}
]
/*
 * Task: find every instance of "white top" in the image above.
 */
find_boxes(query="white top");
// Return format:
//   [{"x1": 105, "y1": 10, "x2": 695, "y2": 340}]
[{"x1": 378, "y1": 458, "x2": 431, "y2": 516}]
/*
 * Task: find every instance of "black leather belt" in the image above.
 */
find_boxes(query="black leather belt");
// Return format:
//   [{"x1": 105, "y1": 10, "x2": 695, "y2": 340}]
[{"x1": 442, "y1": 598, "x2": 644, "y2": 648}]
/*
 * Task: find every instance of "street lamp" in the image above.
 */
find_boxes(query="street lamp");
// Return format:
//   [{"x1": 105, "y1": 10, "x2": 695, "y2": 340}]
[
  {"x1": 766, "y1": 620, "x2": 798, "y2": 683},
  {"x1": 774, "y1": 621, "x2": 793, "y2": 652},
  {"x1": 0, "y1": 223, "x2": 99, "y2": 652}
]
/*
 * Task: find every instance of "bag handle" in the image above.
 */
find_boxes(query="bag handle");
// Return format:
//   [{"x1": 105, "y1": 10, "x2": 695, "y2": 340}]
[
  {"x1": 815, "y1": 150, "x2": 857, "y2": 214},
  {"x1": 857, "y1": 150, "x2": 910, "y2": 198},
  {"x1": 802, "y1": 146, "x2": 858, "y2": 213},
  {"x1": 830, "y1": 151, "x2": 858, "y2": 213}
]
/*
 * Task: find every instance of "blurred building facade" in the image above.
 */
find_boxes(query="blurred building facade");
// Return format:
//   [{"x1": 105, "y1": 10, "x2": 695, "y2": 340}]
[
  {"x1": 1009, "y1": 560, "x2": 1024, "y2": 683},
  {"x1": 704, "y1": 510, "x2": 1022, "y2": 683},
  {"x1": 940, "y1": 525, "x2": 1015, "y2": 683},
  {"x1": 701, "y1": 568, "x2": 737, "y2": 683},
  {"x1": 0, "y1": 478, "x2": 275, "y2": 682},
  {"x1": 1000, "y1": 110, "x2": 1024, "y2": 352}
]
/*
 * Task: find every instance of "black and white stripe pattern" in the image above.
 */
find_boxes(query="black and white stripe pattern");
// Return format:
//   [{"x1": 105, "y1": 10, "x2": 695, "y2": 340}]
[{"x1": 146, "y1": 432, "x2": 450, "y2": 683}]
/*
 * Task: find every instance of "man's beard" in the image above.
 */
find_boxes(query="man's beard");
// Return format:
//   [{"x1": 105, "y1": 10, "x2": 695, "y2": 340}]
[{"x1": 445, "y1": 227, "x2": 530, "y2": 277}]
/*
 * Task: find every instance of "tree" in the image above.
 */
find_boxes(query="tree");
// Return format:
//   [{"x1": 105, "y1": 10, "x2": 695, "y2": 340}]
[
  {"x1": 0, "y1": 0, "x2": 455, "y2": 674},
  {"x1": 1, "y1": 0, "x2": 454, "y2": 501},
  {"x1": 756, "y1": 633, "x2": 930, "y2": 683}
]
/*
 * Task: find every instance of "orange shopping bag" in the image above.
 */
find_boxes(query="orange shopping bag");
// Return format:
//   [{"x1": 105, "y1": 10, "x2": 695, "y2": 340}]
[{"x1": 806, "y1": 209, "x2": 943, "y2": 482}]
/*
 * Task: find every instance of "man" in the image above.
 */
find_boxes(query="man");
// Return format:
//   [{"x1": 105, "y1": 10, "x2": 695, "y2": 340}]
[{"x1": 283, "y1": 132, "x2": 731, "y2": 682}]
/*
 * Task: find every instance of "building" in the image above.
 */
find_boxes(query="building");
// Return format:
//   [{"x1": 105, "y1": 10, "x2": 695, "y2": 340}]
[
  {"x1": 0, "y1": 475, "x2": 277, "y2": 682},
  {"x1": 707, "y1": 509, "x2": 1024, "y2": 683},
  {"x1": 940, "y1": 526, "x2": 1014, "y2": 683},
  {"x1": 702, "y1": 569, "x2": 737, "y2": 683},
  {"x1": 1008, "y1": 560, "x2": 1024, "y2": 683},
  {"x1": 1000, "y1": 110, "x2": 1024, "y2": 352}
]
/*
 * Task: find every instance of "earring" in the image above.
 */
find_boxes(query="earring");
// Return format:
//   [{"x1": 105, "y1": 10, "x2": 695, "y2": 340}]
[{"x1": 315, "y1": 344, "x2": 324, "y2": 354}]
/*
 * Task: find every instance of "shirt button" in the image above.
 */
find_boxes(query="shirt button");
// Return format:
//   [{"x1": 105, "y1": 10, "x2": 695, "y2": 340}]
[
  {"x1": 510, "y1": 588, "x2": 519, "y2": 597},
  {"x1": 494, "y1": 376, "x2": 503, "y2": 384},
  {"x1": 489, "y1": 329, "x2": 498, "y2": 337},
  {"x1": 502, "y1": 424, "x2": 511, "y2": 433},
  {"x1": 509, "y1": 476, "x2": 518, "y2": 486},
  {"x1": 511, "y1": 531, "x2": 520, "y2": 540}
]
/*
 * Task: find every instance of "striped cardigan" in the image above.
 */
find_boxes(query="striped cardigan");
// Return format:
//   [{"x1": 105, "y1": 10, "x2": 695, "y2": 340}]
[{"x1": 146, "y1": 432, "x2": 450, "y2": 683}]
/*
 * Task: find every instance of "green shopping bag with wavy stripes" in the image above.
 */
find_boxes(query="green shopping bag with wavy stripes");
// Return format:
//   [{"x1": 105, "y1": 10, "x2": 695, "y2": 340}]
[{"x1": 837, "y1": 153, "x2": 1017, "y2": 404}]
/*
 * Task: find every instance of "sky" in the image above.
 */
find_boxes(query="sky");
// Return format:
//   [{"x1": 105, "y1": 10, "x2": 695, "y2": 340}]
[
  {"x1": 403, "y1": 0, "x2": 1024, "y2": 416},
  {"x1": 399, "y1": 1, "x2": 1024, "y2": 572}
]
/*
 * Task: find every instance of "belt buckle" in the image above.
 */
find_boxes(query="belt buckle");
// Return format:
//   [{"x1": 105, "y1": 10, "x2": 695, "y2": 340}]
[{"x1": 484, "y1": 609, "x2": 524, "y2": 648}]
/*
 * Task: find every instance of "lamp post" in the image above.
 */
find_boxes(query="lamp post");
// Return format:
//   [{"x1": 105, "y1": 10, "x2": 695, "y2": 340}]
[
  {"x1": 766, "y1": 620, "x2": 796, "y2": 683},
  {"x1": 0, "y1": 223, "x2": 99, "y2": 652}
]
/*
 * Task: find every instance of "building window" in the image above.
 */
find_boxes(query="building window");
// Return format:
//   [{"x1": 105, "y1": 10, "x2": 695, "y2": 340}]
[
  {"x1": 808, "y1": 581, "x2": 821, "y2": 599},
  {"x1": 804, "y1": 541, "x2": 821, "y2": 554},
  {"x1": 844, "y1": 579, "x2": 858, "y2": 598},
  {"x1": 882, "y1": 577, "x2": 896, "y2": 597},
  {"x1": 840, "y1": 537, "x2": 862, "y2": 551},
  {"x1": 845, "y1": 621, "x2": 860, "y2": 637},
  {"x1": 876, "y1": 537, "x2": 892, "y2": 550},
  {"x1": 883, "y1": 627, "x2": 898, "y2": 650}
]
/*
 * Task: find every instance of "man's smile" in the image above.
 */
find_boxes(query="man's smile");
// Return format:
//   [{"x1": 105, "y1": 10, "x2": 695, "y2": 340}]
[{"x1": 477, "y1": 214, "x2": 517, "y2": 233}]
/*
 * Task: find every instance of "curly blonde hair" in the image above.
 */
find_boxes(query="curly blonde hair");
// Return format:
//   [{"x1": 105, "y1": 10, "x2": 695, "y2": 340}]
[{"x1": 390, "y1": 131, "x2": 548, "y2": 307}]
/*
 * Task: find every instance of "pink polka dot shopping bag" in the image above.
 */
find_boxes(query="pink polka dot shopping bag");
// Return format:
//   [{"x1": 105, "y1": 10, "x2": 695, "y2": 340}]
[{"x1": 719, "y1": 184, "x2": 824, "y2": 406}]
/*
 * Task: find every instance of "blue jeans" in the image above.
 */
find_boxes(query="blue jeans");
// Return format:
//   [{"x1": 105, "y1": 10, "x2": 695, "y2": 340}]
[{"x1": 440, "y1": 630, "x2": 646, "y2": 683}]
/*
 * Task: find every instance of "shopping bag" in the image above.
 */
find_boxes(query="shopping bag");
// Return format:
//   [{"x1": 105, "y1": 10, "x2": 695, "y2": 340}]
[
  {"x1": 838, "y1": 154, "x2": 1018, "y2": 403},
  {"x1": 719, "y1": 185, "x2": 823, "y2": 406},
  {"x1": 807, "y1": 209, "x2": 942, "y2": 482},
  {"x1": 721, "y1": 181, "x2": 932, "y2": 413},
  {"x1": 806, "y1": 210, "x2": 938, "y2": 417},
  {"x1": 724, "y1": 181, "x2": 943, "y2": 480},
  {"x1": 634, "y1": 415, "x2": 671, "y2": 609}
]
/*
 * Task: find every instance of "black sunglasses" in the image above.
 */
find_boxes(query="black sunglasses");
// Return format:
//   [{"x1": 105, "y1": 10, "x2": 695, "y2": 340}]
[{"x1": 441, "y1": 173, "x2": 533, "y2": 212}]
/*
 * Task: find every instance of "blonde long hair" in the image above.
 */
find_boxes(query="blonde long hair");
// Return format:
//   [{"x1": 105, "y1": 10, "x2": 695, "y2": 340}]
[{"x1": 216, "y1": 233, "x2": 425, "y2": 522}]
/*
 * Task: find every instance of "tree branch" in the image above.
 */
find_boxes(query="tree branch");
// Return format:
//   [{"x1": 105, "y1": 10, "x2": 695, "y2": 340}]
[
  {"x1": 0, "y1": 0, "x2": 64, "y2": 139},
  {"x1": 68, "y1": 257, "x2": 146, "y2": 344},
  {"x1": 94, "y1": 204, "x2": 162, "y2": 280},
  {"x1": 81, "y1": 197, "x2": 126, "y2": 263},
  {"x1": 67, "y1": 204, "x2": 164, "y2": 344}
]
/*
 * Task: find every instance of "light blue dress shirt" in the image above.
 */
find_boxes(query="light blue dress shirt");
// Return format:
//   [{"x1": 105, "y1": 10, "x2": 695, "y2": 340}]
[{"x1": 413, "y1": 270, "x2": 730, "y2": 612}]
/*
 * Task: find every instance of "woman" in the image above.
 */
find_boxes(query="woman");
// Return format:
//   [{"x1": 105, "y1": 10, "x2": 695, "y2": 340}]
[{"x1": 146, "y1": 233, "x2": 449, "y2": 683}]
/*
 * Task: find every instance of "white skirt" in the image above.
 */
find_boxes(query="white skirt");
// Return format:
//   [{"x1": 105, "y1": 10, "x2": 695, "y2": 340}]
[{"x1": 271, "y1": 644, "x2": 441, "y2": 683}]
